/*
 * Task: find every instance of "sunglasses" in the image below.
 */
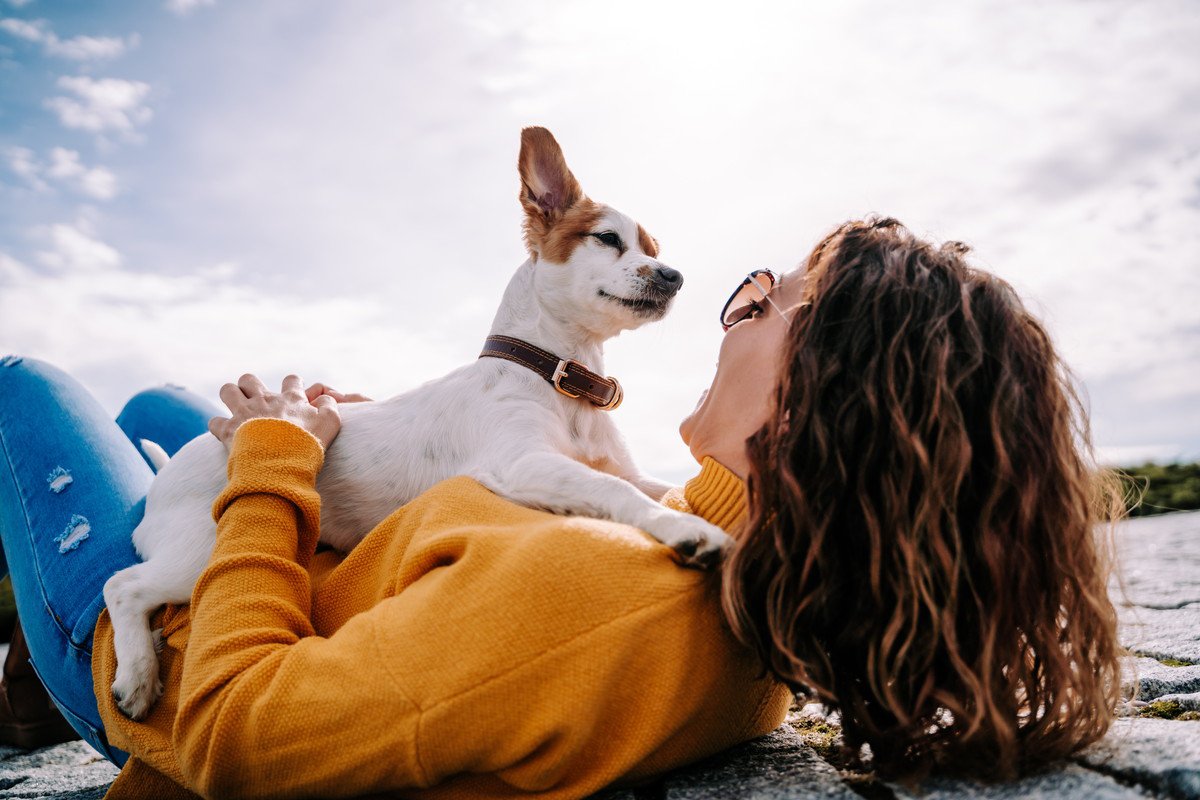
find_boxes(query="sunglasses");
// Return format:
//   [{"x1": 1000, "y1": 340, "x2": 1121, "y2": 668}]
[{"x1": 720, "y1": 269, "x2": 791, "y2": 331}]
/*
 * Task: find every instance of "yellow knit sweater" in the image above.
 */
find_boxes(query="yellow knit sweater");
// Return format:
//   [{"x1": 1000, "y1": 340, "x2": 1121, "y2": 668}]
[{"x1": 92, "y1": 418, "x2": 790, "y2": 799}]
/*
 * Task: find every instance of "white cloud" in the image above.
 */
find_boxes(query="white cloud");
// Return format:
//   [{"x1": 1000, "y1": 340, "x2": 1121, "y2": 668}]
[
  {"x1": 5, "y1": 145, "x2": 47, "y2": 190},
  {"x1": 35, "y1": 221, "x2": 122, "y2": 272},
  {"x1": 0, "y1": 252, "x2": 28, "y2": 281},
  {"x1": 0, "y1": 16, "x2": 41, "y2": 40},
  {"x1": 5, "y1": 146, "x2": 118, "y2": 199},
  {"x1": 45, "y1": 32, "x2": 132, "y2": 60},
  {"x1": 46, "y1": 147, "x2": 118, "y2": 199},
  {"x1": 44, "y1": 75, "x2": 152, "y2": 137},
  {"x1": 0, "y1": 16, "x2": 133, "y2": 60},
  {"x1": 165, "y1": 0, "x2": 214, "y2": 16},
  {"x1": 0, "y1": 245, "x2": 458, "y2": 418}
]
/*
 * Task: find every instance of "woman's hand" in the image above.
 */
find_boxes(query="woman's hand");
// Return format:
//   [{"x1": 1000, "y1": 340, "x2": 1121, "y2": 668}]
[
  {"x1": 304, "y1": 382, "x2": 372, "y2": 404},
  {"x1": 208, "y1": 373, "x2": 341, "y2": 450}
]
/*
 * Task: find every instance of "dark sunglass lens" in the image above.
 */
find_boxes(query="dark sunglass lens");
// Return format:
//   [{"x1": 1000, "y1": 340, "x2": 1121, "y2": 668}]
[
  {"x1": 721, "y1": 271, "x2": 779, "y2": 328},
  {"x1": 721, "y1": 278, "x2": 764, "y2": 327}
]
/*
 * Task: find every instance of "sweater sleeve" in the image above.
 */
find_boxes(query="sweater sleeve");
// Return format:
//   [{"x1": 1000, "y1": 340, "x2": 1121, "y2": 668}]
[{"x1": 174, "y1": 419, "x2": 422, "y2": 799}]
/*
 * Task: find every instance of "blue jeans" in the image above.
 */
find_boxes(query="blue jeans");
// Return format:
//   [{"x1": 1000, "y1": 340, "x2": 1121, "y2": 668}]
[{"x1": 0, "y1": 355, "x2": 217, "y2": 764}]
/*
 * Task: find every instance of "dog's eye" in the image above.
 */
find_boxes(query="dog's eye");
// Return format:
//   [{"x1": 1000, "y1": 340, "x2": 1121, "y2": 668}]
[{"x1": 592, "y1": 231, "x2": 623, "y2": 250}]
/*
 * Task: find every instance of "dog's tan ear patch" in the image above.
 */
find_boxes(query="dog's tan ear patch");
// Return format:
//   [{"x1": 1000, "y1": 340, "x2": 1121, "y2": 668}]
[
  {"x1": 538, "y1": 200, "x2": 604, "y2": 264},
  {"x1": 637, "y1": 225, "x2": 659, "y2": 258},
  {"x1": 519, "y1": 127, "x2": 586, "y2": 259}
]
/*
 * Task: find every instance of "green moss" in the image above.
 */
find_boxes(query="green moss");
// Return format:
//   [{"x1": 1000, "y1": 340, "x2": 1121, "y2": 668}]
[
  {"x1": 1130, "y1": 651, "x2": 1195, "y2": 667},
  {"x1": 791, "y1": 715, "x2": 842, "y2": 761},
  {"x1": 1140, "y1": 700, "x2": 1188, "y2": 719},
  {"x1": 1158, "y1": 657, "x2": 1192, "y2": 667},
  {"x1": 1179, "y1": 711, "x2": 1200, "y2": 721}
]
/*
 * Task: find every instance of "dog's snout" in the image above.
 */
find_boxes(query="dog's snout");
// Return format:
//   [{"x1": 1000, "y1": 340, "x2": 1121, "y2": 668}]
[{"x1": 651, "y1": 266, "x2": 683, "y2": 292}]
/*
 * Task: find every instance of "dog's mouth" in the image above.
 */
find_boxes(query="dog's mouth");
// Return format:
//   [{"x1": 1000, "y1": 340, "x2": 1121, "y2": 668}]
[{"x1": 597, "y1": 289, "x2": 671, "y2": 316}]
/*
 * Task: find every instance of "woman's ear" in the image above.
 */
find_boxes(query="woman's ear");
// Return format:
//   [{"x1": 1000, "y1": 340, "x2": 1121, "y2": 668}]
[{"x1": 518, "y1": 127, "x2": 583, "y2": 222}]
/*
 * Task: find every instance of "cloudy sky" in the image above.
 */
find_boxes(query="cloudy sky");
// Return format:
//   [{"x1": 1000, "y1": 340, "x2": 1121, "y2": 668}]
[{"x1": 1, "y1": 0, "x2": 1197, "y2": 482}]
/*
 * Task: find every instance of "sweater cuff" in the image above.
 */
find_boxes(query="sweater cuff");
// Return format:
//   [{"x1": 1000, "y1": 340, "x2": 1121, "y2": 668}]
[
  {"x1": 211, "y1": 418, "x2": 325, "y2": 536},
  {"x1": 682, "y1": 456, "x2": 748, "y2": 533}
]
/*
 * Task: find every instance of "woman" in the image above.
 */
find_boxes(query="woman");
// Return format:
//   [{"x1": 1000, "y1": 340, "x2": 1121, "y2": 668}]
[
  {"x1": 701, "y1": 217, "x2": 1123, "y2": 779},
  {"x1": 0, "y1": 216, "x2": 1122, "y2": 797}
]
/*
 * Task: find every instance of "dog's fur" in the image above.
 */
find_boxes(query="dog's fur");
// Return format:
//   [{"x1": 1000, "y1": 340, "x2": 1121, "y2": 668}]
[{"x1": 104, "y1": 127, "x2": 733, "y2": 720}]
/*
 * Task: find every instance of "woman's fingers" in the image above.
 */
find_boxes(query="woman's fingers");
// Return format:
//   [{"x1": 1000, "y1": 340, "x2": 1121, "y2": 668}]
[
  {"x1": 304, "y1": 382, "x2": 343, "y2": 402},
  {"x1": 218, "y1": 382, "x2": 245, "y2": 411},
  {"x1": 281, "y1": 374, "x2": 305, "y2": 399},
  {"x1": 309, "y1": 394, "x2": 343, "y2": 447},
  {"x1": 304, "y1": 382, "x2": 372, "y2": 404},
  {"x1": 212, "y1": 372, "x2": 343, "y2": 449},
  {"x1": 226, "y1": 375, "x2": 346, "y2": 408},
  {"x1": 207, "y1": 416, "x2": 231, "y2": 442},
  {"x1": 237, "y1": 373, "x2": 267, "y2": 397}
]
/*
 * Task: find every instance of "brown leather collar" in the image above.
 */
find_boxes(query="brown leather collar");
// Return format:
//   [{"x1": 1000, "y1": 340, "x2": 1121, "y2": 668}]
[{"x1": 479, "y1": 335, "x2": 623, "y2": 411}]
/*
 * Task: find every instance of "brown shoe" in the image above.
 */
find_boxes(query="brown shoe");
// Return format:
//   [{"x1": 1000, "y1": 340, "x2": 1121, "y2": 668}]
[{"x1": 0, "y1": 618, "x2": 81, "y2": 749}]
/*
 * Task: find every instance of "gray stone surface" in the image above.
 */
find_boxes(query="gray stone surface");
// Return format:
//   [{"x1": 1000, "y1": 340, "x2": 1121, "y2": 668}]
[
  {"x1": 1124, "y1": 657, "x2": 1200, "y2": 700},
  {"x1": 0, "y1": 741, "x2": 117, "y2": 799},
  {"x1": 1115, "y1": 510, "x2": 1200, "y2": 664},
  {"x1": 889, "y1": 763, "x2": 1156, "y2": 800},
  {"x1": 592, "y1": 724, "x2": 859, "y2": 799},
  {"x1": 1079, "y1": 717, "x2": 1200, "y2": 799},
  {"x1": 1119, "y1": 604, "x2": 1200, "y2": 664},
  {"x1": 1115, "y1": 511, "x2": 1200, "y2": 610},
  {"x1": 1155, "y1": 692, "x2": 1200, "y2": 711},
  {"x1": 2, "y1": 512, "x2": 1198, "y2": 799}
]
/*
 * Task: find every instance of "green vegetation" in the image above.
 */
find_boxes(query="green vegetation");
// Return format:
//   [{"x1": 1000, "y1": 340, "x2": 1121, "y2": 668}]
[
  {"x1": 1118, "y1": 462, "x2": 1200, "y2": 517},
  {"x1": 1158, "y1": 657, "x2": 1194, "y2": 667},
  {"x1": 1131, "y1": 652, "x2": 1197, "y2": 666},
  {"x1": 1139, "y1": 700, "x2": 1200, "y2": 720},
  {"x1": 1139, "y1": 700, "x2": 1184, "y2": 719},
  {"x1": 791, "y1": 714, "x2": 842, "y2": 762}
]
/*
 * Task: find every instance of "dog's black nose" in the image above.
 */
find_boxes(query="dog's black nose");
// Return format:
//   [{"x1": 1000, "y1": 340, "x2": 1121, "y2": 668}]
[{"x1": 651, "y1": 266, "x2": 684, "y2": 292}]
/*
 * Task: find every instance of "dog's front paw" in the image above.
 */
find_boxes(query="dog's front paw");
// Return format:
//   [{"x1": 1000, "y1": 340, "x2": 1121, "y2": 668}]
[
  {"x1": 111, "y1": 656, "x2": 163, "y2": 721},
  {"x1": 644, "y1": 512, "x2": 734, "y2": 570}
]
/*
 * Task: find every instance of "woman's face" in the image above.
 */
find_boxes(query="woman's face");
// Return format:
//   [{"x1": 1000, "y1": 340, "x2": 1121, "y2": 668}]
[{"x1": 679, "y1": 268, "x2": 807, "y2": 479}]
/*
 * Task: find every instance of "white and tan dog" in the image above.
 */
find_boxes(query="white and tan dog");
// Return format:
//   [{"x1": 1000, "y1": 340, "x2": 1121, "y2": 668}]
[{"x1": 104, "y1": 127, "x2": 733, "y2": 720}]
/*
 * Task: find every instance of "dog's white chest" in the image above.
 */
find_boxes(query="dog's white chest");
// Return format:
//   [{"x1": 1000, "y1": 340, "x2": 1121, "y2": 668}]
[{"x1": 561, "y1": 405, "x2": 618, "y2": 469}]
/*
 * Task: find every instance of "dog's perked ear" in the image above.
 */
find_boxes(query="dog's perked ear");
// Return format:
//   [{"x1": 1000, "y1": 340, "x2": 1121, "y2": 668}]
[
  {"x1": 519, "y1": 127, "x2": 582, "y2": 218},
  {"x1": 519, "y1": 127, "x2": 598, "y2": 262}
]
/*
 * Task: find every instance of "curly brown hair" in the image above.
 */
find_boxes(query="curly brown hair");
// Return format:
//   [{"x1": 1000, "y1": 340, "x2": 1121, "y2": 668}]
[{"x1": 721, "y1": 217, "x2": 1124, "y2": 781}]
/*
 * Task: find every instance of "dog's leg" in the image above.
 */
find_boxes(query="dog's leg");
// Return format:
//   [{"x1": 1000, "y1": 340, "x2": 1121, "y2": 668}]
[
  {"x1": 625, "y1": 474, "x2": 675, "y2": 502},
  {"x1": 474, "y1": 452, "x2": 733, "y2": 568},
  {"x1": 589, "y1": 430, "x2": 676, "y2": 501},
  {"x1": 103, "y1": 555, "x2": 201, "y2": 720}
]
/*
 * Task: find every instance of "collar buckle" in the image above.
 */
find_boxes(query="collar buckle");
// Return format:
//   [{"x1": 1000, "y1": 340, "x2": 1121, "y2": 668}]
[{"x1": 551, "y1": 358, "x2": 584, "y2": 399}]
